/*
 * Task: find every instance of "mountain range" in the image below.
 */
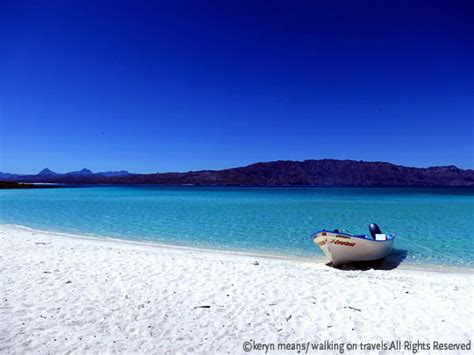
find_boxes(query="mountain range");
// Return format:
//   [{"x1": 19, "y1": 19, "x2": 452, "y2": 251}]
[
  {"x1": 1, "y1": 159, "x2": 473, "y2": 186},
  {"x1": 0, "y1": 169, "x2": 131, "y2": 181}
]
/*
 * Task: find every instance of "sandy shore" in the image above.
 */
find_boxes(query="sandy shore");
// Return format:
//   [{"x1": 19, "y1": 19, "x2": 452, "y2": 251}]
[{"x1": 1, "y1": 225, "x2": 472, "y2": 354}]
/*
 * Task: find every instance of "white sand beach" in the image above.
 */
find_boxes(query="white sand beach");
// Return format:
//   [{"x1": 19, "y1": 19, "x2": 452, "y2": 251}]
[{"x1": 1, "y1": 224, "x2": 472, "y2": 354}]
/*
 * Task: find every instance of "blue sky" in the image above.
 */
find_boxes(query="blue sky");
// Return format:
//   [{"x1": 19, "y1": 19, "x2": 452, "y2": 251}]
[{"x1": 1, "y1": 0, "x2": 473, "y2": 174}]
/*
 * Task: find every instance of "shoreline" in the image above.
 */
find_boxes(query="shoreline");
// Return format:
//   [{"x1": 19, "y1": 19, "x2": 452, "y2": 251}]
[
  {"x1": 0, "y1": 181, "x2": 65, "y2": 189},
  {"x1": 1, "y1": 224, "x2": 472, "y2": 353},
  {"x1": 2, "y1": 223, "x2": 473, "y2": 274}
]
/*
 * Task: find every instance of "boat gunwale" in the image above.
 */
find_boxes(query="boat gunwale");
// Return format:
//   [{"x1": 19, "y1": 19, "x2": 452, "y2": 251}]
[{"x1": 311, "y1": 229, "x2": 396, "y2": 242}]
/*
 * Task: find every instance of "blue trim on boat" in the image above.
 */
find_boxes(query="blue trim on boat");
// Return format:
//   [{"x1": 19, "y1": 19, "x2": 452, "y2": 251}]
[{"x1": 310, "y1": 229, "x2": 396, "y2": 242}]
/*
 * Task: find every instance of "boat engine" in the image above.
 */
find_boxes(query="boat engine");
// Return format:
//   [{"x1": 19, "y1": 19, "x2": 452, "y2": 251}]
[{"x1": 369, "y1": 223, "x2": 382, "y2": 239}]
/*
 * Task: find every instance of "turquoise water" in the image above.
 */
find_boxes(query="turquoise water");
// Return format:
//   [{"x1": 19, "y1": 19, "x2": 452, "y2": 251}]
[{"x1": 0, "y1": 186, "x2": 473, "y2": 267}]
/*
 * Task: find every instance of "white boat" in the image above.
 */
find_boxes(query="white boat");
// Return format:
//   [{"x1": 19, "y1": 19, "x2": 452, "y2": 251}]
[{"x1": 311, "y1": 223, "x2": 395, "y2": 267}]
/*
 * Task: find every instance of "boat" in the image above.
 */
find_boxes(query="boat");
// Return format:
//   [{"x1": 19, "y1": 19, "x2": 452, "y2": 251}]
[{"x1": 311, "y1": 223, "x2": 396, "y2": 267}]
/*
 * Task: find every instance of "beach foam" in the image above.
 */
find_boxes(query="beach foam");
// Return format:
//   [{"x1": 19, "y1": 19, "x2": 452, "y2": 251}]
[{"x1": 0, "y1": 224, "x2": 472, "y2": 353}]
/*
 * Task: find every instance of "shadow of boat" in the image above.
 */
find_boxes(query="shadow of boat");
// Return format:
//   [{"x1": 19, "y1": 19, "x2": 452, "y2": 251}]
[{"x1": 329, "y1": 249, "x2": 408, "y2": 271}]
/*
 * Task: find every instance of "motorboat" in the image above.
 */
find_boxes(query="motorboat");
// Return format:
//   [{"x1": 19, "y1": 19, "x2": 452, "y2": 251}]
[{"x1": 311, "y1": 223, "x2": 395, "y2": 267}]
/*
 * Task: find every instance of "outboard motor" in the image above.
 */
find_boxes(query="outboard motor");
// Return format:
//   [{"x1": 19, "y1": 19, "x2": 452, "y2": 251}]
[{"x1": 369, "y1": 223, "x2": 382, "y2": 239}]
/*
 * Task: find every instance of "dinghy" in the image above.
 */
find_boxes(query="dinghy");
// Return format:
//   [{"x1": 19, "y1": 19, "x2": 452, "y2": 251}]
[{"x1": 311, "y1": 223, "x2": 395, "y2": 267}]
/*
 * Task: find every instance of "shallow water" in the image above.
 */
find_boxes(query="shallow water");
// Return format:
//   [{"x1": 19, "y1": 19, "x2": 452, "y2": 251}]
[{"x1": 0, "y1": 186, "x2": 473, "y2": 267}]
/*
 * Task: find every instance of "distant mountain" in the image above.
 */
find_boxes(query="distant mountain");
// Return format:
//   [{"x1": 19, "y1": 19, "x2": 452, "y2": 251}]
[
  {"x1": 65, "y1": 168, "x2": 94, "y2": 176},
  {"x1": 96, "y1": 170, "x2": 131, "y2": 177},
  {"x1": 1, "y1": 160, "x2": 474, "y2": 186},
  {"x1": 0, "y1": 172, "x2": 21, "y2": 180},
  {"x1": 38, "y1": 168, "x2": 58, "y2": 176}
]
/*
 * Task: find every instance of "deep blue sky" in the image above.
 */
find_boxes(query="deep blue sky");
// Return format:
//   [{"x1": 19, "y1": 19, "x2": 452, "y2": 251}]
[{"x1": 1, "y1": 0, "x2": 473, "y2": 174}]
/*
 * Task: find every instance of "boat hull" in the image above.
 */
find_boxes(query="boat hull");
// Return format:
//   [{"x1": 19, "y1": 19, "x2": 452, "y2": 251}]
[{"x1": 313, "y1": 231, "x2": 394, "y2": 267}]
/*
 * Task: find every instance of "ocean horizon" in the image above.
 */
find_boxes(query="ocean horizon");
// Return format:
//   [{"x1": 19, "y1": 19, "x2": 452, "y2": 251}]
[{"x1": 1, "y1": 185, "x2": 473, "y2": 268}]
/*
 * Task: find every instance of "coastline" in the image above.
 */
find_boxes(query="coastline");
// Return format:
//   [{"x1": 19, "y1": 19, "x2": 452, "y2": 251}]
[
  {"x1": 1, "y1": 224, "x2": 472, "y2": 353},
  {"x1": 2, "y1": 223, "x2": 473, "y2": 274}
]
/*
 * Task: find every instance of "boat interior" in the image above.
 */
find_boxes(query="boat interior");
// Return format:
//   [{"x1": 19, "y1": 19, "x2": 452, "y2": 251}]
[{"x1": 315, "y1": 223, "x2": 395, "y2": 241}]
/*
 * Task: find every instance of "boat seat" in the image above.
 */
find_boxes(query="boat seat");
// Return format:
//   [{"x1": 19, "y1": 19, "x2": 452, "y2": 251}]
[{"x1": 375, "y1": 234, "x2": 387, "y2": 241}]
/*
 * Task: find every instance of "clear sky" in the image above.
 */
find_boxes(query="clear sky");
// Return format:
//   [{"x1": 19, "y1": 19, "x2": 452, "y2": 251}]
[{"x1": 1, "y1": 0, "x2": 473, "y2": 174}]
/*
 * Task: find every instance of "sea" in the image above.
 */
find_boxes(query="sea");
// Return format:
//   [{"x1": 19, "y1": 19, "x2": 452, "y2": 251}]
[{"x1": 1, "y1": 186, "x2": 473, "y2": 268}]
